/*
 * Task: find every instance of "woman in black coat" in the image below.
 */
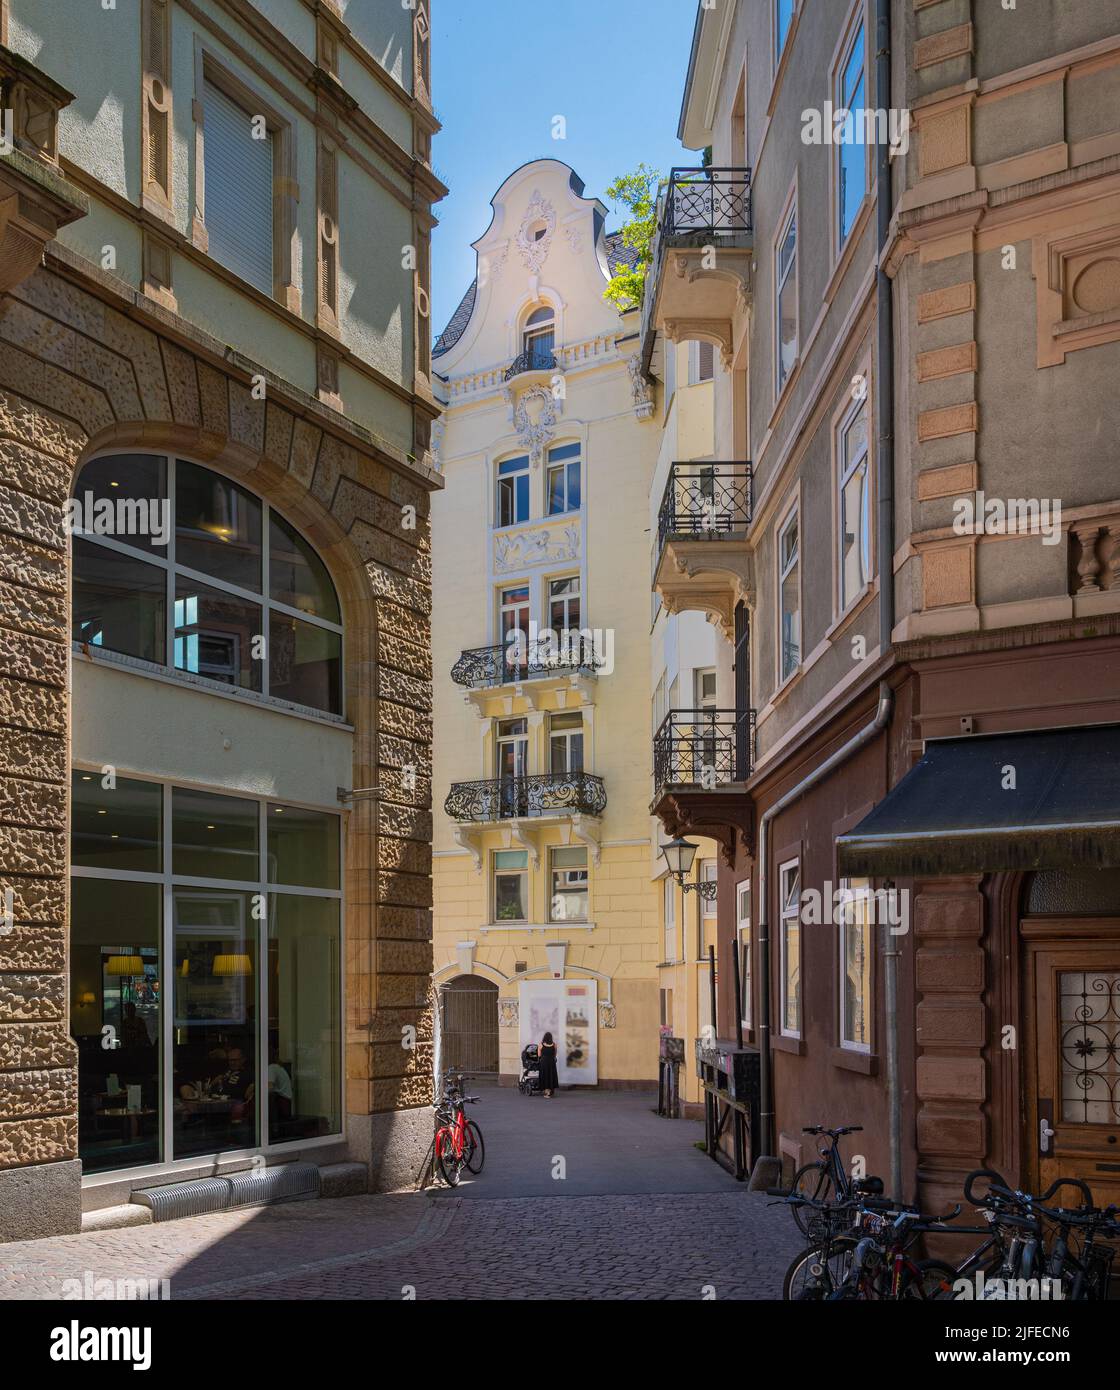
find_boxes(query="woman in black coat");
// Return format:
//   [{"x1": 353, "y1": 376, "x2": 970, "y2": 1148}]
[{"x1": 538, "y1": 1031, "x2": 559, "y2": 1097}]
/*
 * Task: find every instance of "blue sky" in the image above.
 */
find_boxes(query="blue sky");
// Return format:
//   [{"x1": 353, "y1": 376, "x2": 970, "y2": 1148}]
[{"x1": 430, "y1": 0, "x2": 698, "y2": 338}]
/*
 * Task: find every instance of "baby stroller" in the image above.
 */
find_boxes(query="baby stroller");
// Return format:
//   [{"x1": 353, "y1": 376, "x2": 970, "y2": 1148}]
[{"x1": 518, "y1": 1043, "x2": 543, "y2": 1096}]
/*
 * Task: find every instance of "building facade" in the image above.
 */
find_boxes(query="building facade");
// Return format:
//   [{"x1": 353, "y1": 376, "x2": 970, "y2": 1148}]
[
  {"x1": 644, "y1": 0, "x2": 1120, "y2": 1210},
  {"x1": 0, "y1": 0, "x2": 444, "y2": 1242},
  {"x1": 431, "y1": 160, "x2": 669, "y2": 1090}
]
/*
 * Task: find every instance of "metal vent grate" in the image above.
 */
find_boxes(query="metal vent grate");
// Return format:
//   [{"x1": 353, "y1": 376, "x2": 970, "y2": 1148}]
[{"x1": 131, "y1": 1163, "x2": 321, "y2": 1222}]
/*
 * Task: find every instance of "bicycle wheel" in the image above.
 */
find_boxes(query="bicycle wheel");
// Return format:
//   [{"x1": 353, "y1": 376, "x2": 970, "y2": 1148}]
[
  {"x1": 435, "y1": 1127, "x2": 462, "y2": 1187},
  {"x1": 901, "y1": 1260, "x2": 961, "y2": 1300},
  {"x1": 790, "y1": 1163, "x2": 833, "y2": 1236},
  {"x1": 782, "y1": 1237, "x2": 858, "y2": 1300},
  {"x1": 464, "y1": 1120, "x2": 485, "y2": 1174}
]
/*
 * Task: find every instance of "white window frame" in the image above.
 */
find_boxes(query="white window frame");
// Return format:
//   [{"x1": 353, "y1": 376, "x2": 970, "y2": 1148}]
[
  {"x1": 774, "y1": 187, "x2": 799, "y2": 400},
  {"x1": 70, "y1": 767, "x2": 344, "y2": 1176},
  {"x1": 776, "y1": 499, "x2": 801, "y2": 685},
  {"x1": 545, "y1": 443, "x2": 581, "y2": 516},
  {"x1": 836, "y1": 392, "x2": 872, "y2": 615},
  {"x1": 548, "y1": 711, "x2": 584, "y2": 775},
  {"x1": 736, "y1": 878, "x2": 752, "y2": 1031},
  {"x1": 779, "y1": 858, "x2": 801, "y2": 1040},
  {"x1": 833, "y1": 6, "x2": 870, "y2": 259},
  {"x1": 774, "y1": 0, "x2": 797, "y2": 73},
  {"x1": 72, "y1": 453, "x2": 345, "y2": 722},
  {"x1": 495, "y1": 454, "x2": 530, "y2": 528},
  {"x1": 492, "y1": 848, "x2": 529, "y2": 924},
  {"x1": 700, "y1": 858, "x2": 718, "y2": 920},
  {"x1": 663, "y1": 875, "x2": 678, "y2": 963},
  {"x1": 838, "y1": 876, "x2": 873, "y2": 1053},
  {"x1": 549, "y1": 845, "x2": 588, "y2": 924},
  {"x1": 548, "y1": 574, "x2": 582, "y2": 633}
]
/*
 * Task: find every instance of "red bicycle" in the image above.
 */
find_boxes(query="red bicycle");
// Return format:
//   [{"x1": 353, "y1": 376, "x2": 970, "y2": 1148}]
[{"x1": 434, "y1": 1072, "x2": 484, "y2": 1187}]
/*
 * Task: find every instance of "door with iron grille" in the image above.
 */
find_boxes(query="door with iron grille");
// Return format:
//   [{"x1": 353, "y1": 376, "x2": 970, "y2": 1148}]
[{"x1": 441, "y1": 975, "x2": 499, "y2": 1075}]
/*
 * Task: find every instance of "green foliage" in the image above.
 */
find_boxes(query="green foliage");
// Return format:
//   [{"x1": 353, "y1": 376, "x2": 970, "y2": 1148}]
[{"x1": 602, "y1": 163, "x2": 664, "y2": 313}]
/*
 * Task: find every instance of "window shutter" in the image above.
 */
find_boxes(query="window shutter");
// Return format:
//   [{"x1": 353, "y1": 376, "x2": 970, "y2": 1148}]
[
  {"x1": 204, "y1": 80, "x2": 274, "y2": 296},
  {"x1": 698, "y1": 340, "x2": 714, "y2": 381}
]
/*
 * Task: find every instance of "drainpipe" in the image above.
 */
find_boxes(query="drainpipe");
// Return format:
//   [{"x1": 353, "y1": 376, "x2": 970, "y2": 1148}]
[
  {"x1": 875, "y1": 0, "x2": 901, "y2": 1204},
  {"x1": 751, "y1": 0, "x2": 898, "y2": 1193}
]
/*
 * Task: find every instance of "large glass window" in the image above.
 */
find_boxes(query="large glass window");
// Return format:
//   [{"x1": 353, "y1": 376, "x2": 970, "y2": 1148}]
[
  {"x1": 836, "y1": 21, "x2": 868, "y2": 250},
  {"x1": 838, "y1": 398, "x2": 871, "y2": 612},
  {"x1": 550, "y1": 847, "x2": 588, "y2": 922},
  {"x1": 71, "y1": 456, "x2": 344, "y2": 715},
  {"x1": 776, "y1": 200, "x2": 798, "y2": 394},
  {"x1": 546, "y1": 443, "x2": 581, "y2": 515},
  {"x1": 778, "y1": 507, "x2": 801, "y2": 682},
  {"x1": 496, "y1": 455, "x2": 530, "y2": 527},
  {"x1": 493, "y1": 849, "x2": 528, "y2": 922},
  {"x1": 780, "y1": 859, "x2": 801, "y2": 1038},
  {"x1": 69, "y1": 775, "x2": 342, "y2": 1171}
]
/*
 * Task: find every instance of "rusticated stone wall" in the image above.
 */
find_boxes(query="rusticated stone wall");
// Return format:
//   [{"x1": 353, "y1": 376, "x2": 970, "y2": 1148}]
[{"x1": 0, "y1": 253, "x2": 438, "y2": 1238}]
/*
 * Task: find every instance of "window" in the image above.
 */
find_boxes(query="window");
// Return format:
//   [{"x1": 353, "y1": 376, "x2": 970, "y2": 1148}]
[
  {"x1": 496, "y1": 455, "x2": 530, "y2": 527},
  {"x1": 494, "y1": 849, "x2": 528, "y2": 922},
  {"x1": 689, "y1": 340, "x2": 715, "y2": 384},
  {"x1": 836, "y1": 20, "x2": 868, "y2": 250},
  {"x1": 550, "y1": 847, "x2": 588, "y2": 922},
  {"x1": 664, "y1": 875, "x2": 678, "y2": 962},
  {"x1": 522, "y1": 305, "x2": 555, "y2": 367},
  {"x1": 839, "y1": 877, "x2": 872, "y2": 1052},
  {"x1": 549, "y1": 712, "x2": 584, "y2": 774},
  {"x1": 775, "y1": 0, "x2": 796, "y2": 65},
  {"x1": 204, "y1": 79, "x2": 274, "y2": 295},
  {"x1": 499, "y1": 583, "x2": 530, "y2": 676},
  {"x1": 838, "y1": 396, "x2": 871, "y2": 612},
  {"x1": 69, "y1": 772, "x2": 342, "y2": 1171},
  {"x1": 779, "y1": 859, "x2": 801, "y2": 1038},
  {"x1": 695, "y1": 668, "x2": 717, "y2": 711},
  {"x1": 546, "y1": 443, "x2": 581, "y2": 515},
  {"x1": 778, "y1": 506, "x2": 801, "y2": 682},
  {"x1": 701, "y1": 859, "x2": 718, "y2": 920},
  {"x1": 737, "y1": 879, "x2": 752, "y2": 1029},
  {"x1": 776, "y1": 198, "x2": 799, "y2": 394},
  {"x1": 548, "y1": 575, "x2": 581, "y2": 633},
  {"x1": 71, "y1": 455, "x2": 343, "y2": 716}
]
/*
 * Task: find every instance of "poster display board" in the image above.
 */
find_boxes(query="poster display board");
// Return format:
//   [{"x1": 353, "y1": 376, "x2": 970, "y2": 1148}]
[{"x1": 518, "y1": 978, "x2": 598, "y2": 1085}]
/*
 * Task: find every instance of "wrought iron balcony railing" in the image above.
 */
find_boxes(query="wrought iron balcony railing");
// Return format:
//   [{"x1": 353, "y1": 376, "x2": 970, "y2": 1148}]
[
  {"x1": 657, "y1": 463, "x2": 753, "y2": 553},
  {"x1": 445, "y1": 773, "x2": 607, "y2": 823},
  {"x1": 663, "y1": 167, "x2": 752, "y2": 237},
  {"x1": 653, "y1": 709, "x2": 755, "y2": 799},
  {"x1": 503, "y1": 348, "x2": 558, "y2": 381},
  {"x1": 451, "y1": 637, "x2": 602, "y2": 689}
]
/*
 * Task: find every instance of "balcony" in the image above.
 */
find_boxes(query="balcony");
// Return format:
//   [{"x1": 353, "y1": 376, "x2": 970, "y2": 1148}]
[
  {"x1": 445, "y1": 772, "x2": 607, "y2": 869},
  {"x1": 503, "y1": 348, "x2": 560, "y2": 385},
  {"x1": 652, "y1": 710, "x2": 755, "y2": 866},
  {"x1": 640, "y1": 167, "x2": 753, "y2": 374},
  {"x1": 451, "y1": 637, "x2": 601, "y2": 712},
  {"x1": 654, "y1": 463, "x2": 754, "y2": 639}
]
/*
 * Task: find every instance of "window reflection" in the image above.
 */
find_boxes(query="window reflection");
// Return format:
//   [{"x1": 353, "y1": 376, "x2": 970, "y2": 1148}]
[
  {"x1": 268, "y1": 895, "x2": 339, "y2": 1143},
  {"x1": 269, "y1": 513, "x2": 340, "y2": 623},
  {"x1": 72, "y1": 539, "x2": 166, "y2": 663},
  {"x1": 269, "y1": 611, "x2": 341, "y2": 713},
  {"x1": 71, "y1": 771, "x2": 161, "y2": 873},
  {"x1": 174, "y1": 578, "x2": 262, "y2": 692},
  {"x1": 175, "y1": 460, "x2": 262, "y2": 591}
]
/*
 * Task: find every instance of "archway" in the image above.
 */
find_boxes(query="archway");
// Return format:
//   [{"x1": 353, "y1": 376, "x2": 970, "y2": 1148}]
[{"x1": 440, "y1": 975, "x2": 499, "y2": 1075}]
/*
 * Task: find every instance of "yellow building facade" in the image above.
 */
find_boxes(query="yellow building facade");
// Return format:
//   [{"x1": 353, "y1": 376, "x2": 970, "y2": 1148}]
[{"x1": 430, "y1": 160, "x2": 668, "y2": 1088}]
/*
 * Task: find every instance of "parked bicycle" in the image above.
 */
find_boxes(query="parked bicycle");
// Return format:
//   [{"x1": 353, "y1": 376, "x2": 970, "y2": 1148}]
[
  {"x1": 433, "y1": 1070, "x2": 484, "y2": 1187},
  {"x1": 788, "y1": 1125, "x2": 881, "y2": 1236}
]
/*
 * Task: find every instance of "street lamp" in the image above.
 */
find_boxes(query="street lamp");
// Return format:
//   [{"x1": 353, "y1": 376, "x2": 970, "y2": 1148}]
[{"x1": 660, "y1": 837, "x2": 718, "y2": 900}]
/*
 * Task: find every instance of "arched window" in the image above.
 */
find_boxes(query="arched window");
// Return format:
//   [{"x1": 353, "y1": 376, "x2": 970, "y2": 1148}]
[
  {"x1": 522, "y1": 304, "x2": 555, "y2": 368},
  {"x1": 70, "y1": 454, "x2": 343, "y2": 716}
]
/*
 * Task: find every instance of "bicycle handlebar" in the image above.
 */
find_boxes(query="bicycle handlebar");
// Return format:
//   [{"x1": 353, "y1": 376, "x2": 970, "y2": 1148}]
[
  {"x1": 964, "y1": 1168, "x2": 1013, "y2": 1206},
  {"x1": 802, "y1": 1124, "x2": 863, "y2": 1137},
  {"x1": 1037, "y1": 1175, "x2": 1094, "y2": 1208}
]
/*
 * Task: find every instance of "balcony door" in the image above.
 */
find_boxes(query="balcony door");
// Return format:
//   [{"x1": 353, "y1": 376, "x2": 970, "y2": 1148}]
[
  {"x1": 499, "y1": 584, "x2": 530, "y2": 680},
  {"x1": 496, "y1": 718, "x2": 528, "y2": 817}
]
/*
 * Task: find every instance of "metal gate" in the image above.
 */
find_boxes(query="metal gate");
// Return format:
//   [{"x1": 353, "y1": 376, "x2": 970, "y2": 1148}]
[{"x1": 440, "y1": 975, "x2": 499, "y2": 1074}]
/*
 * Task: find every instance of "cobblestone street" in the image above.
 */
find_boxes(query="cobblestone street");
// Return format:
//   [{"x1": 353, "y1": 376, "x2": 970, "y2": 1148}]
[{"x1": 1, "y1": 1091, "x2": 802, "y2": 1300}]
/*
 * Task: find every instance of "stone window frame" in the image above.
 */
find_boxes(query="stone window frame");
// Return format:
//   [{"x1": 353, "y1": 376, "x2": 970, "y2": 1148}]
[
  {"x1": 190, "y1": 40, "x2": 300, "y2": 314},
  {"x1": 773, "y1": 176, "x2": 800, "y2": 407},
  {"x1": 1033, "y1": 220, "x2": 1120, "y2": 368},
  {"x1": 828, "y1": 0, "x2": 873, "y2": 266},
  {"x1": 831, "y1": 355, "x2": 874, "y2": 622},
  {"x1": 774, "y1": 485, "x2": 803, "y2": 693}
]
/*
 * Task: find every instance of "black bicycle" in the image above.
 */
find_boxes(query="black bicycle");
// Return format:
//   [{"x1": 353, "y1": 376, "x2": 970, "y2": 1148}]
[{"x1": 789, "y1": 1125, "x2": 875, "y2": 1236}]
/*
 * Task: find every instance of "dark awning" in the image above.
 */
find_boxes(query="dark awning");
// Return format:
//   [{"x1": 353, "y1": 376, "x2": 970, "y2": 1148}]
[{"x1": 836, "y1": 725, "x2": 1120, "y2": 878}]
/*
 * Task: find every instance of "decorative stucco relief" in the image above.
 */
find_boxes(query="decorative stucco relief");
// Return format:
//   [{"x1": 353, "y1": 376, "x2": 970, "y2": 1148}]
[
  {"x1": 516, "y1": 190, "x2": 556, "y2": 274},
  {"x1": 494, "y1": 522, "x2": 581, "y2": 574}
]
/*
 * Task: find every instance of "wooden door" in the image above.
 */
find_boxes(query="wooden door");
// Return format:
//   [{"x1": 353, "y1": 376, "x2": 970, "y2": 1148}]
[{"x1": 1027, "y1": 940, "x2": 1120, "y2": 1209}]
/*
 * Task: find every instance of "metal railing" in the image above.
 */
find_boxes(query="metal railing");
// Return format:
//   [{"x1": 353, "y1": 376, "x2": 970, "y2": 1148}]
[
  {"x1": 503, "y1": 348, "x2": 558, "y2": 381},
  {"x1": 451, "y1": 637, "x2": 601, "y2": 689},
  {"x1": 445, "y1": 773, "x2": 607, "y2": 823},
  {"x1": 657, "y1": 463, "x2": 753, "y2": 553},
  {"x1": 663, "y1": 167, "x2": 752, "y2": 237},
  {"x1": 653, "y1": 709, "x2": 755, "y2": 797}
]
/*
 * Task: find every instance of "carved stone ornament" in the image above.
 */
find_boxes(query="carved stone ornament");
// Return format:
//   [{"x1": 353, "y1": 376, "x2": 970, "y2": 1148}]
[
  {"x1": 498, "y1": 998, "x2": 519, "y2": 1028},
  {"x1": 598, "y1": 1001, "x2": 617, "y2": 1029},
  {"x1": 494, "y1": 523, "x2": 580, "y2": 574},
  {"x1": 516, "y1": 190, "x2": 556, "y2": 274},
  {"x1": 627, "y1": 353, "x2": 654, "y2": 421},
  {"x1": 513, "y1": 384, "x2": 559, "y2": 462}
]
